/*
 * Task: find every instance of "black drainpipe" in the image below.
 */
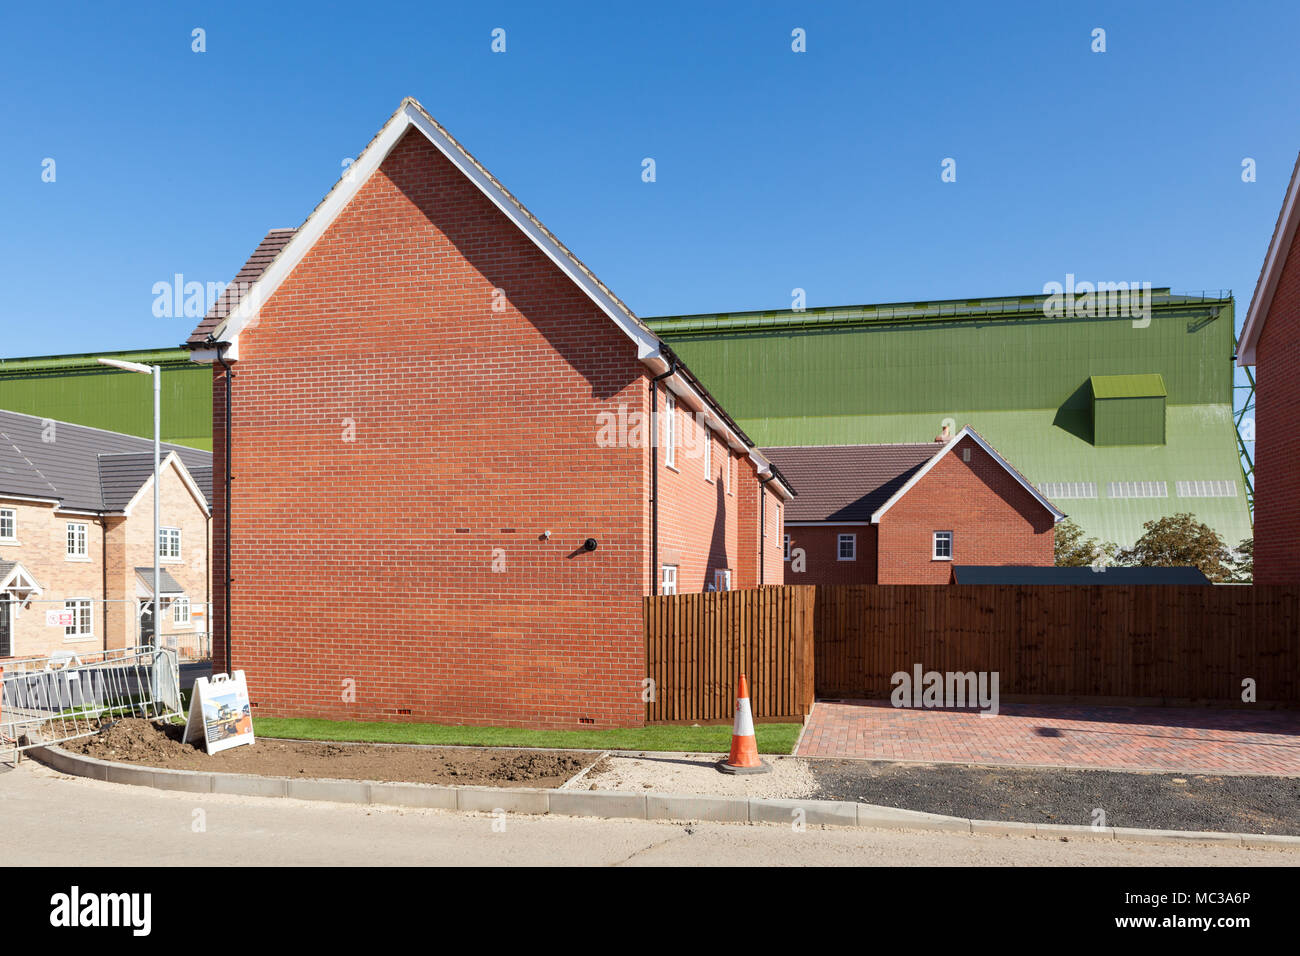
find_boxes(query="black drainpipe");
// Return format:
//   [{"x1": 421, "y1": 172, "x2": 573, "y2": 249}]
[
  {"x1": 212, "y1": 338, "x2": 235, "y2": 674},
  {"x1": 758, "y1": 473, "x2": 776, "y2": 586},
  {"x1": 649, "y1": 359, "x2": 677, "y2": 594}
]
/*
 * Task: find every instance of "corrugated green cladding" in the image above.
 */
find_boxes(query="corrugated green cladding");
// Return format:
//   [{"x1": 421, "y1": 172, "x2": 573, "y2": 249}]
[
  {"x1": 648, "y1": 291, "x2": 1251, "y2": 550},
  {"x1": 0, "y1": 348, "x2": 212, "y2": 450}
]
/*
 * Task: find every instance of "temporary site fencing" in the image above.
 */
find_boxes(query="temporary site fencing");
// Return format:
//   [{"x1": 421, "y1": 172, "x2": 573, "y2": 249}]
[{"x1": 0, "y1": 646, "x2": 184, "y2": 763}]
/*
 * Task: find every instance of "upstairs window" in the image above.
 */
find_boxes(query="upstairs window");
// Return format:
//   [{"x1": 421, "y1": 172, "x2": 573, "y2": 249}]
[
  {"x1": 664, "y1": 393, "x2": 676, "y2": 468},
  {"x1": 160, "y1": 527, "x2": 182, "y2": 560},
  {"x1": 837, "y1": 534, "x2": 856, "y2": 561},
  {"x1": 933, "y1": 531, "x2": 954, "y2": 560},
  {"x1": 66, "y1": 522, "x2": 88, "y2": 559},
  {"x1": 0, "y1": 508, "x2": 14, "y2": 542},
  {"x1": 783, "y1": 534, "x2": 791, "y2": 561},
  {"x1": 703, "y1": 423, "x2": 712, "y2": 478}
]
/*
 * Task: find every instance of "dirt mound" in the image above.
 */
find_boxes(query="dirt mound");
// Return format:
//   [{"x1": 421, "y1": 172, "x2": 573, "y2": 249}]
[{"x1": 59, "y1": 719, "x2": 594, "y2": 788}]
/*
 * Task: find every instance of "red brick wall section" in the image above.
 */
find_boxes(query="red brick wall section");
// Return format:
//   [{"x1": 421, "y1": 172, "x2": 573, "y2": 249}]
[
  {"x1": 784, "y1": 524, "x2": 877, "y2": 585},
  {"x1": 1255, "y1": 224, "x2": 1300, "y2": 584},
  {"x1": 876, "y1": 435, "x2": 1055, "y2": 584},
  {"x1": 214, "y1": 128, "x2": 664, "y2": 729}
]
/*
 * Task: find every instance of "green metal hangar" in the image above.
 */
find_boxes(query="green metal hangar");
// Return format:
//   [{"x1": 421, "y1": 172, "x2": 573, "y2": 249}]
[
  {"x1": 0, "y1": 348, "x2": 212, "y2": 451},
  {"x1": 646, "y1": 290, "x2": 1251, "y2": 553}
]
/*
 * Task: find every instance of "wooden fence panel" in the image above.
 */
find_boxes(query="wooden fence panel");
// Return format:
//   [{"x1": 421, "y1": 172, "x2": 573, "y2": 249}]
[
  {"x1": 643, "y1": 586, "x2": 816, "y2": 724},
  {"x1": 812, "y1": 584, "x2": 1300, "y2": 705}
]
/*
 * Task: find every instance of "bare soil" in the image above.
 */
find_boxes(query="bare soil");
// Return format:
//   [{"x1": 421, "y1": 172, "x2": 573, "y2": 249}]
[{"x1": 60, "y1": 719, "x2": 596, "y2": 788}]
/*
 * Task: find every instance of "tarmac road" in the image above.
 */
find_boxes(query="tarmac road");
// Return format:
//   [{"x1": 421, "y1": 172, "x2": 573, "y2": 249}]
[{"x1": 1, "y1": 761, "x2": 1296, "y2": 866}]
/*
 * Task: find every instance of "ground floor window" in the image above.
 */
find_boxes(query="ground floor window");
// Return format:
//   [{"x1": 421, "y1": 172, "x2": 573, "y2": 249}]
[
  {"x1": 714, "y1": 569, "x2": 731, "y2": 591},
  {"x1": 64, "y1": 598, "x2": 93, "y2": 639},
  {"x1": 172, "y1": 596, "x2": 191, "y2": 625},
  {"x1": 661, "y1": 565, "x2": 678, "y2": 595},
  {"x1": 933, "y1": 531, "x2": 954, "y2": 560}
]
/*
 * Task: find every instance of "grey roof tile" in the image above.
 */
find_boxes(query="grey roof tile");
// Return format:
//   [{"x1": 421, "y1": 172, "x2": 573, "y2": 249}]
[{"x1": 0, "y1": 410, "x2": 211, "y2": 512}]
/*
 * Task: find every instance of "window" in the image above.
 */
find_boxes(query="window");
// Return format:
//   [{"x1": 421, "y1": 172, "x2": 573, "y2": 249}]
[
  {"x1": 783, "y1": 534, "x2": 791, "y2": 561},
  {"x1": 933, "y1": 531, "x2": 954, "y2": 560},
  {"x1": 703, "y1": 423, "x2": 712, "y2": 478},
  {"x1": 65, "y1": 598, "x2": 93, "y2": 639},
  {"x1": 0, "y1": 508, "x2": 14, "y2": 542},
  {"x1": 837, "y1": 534, "x2": 856, "y2": 561},
  {"x1": 661, "y1": 565, "x2": 678, "y2": 595},
  {"x1": 160, "y1": 527, "x2": 182, "y2": 560},
  {"x1": 664, "y1": 393, "x2": 676, "y2": 468},
  {"x1": 714, "y1": 569, "x2": 731, "y2": 592},
  {"x1": 66, "y1": 522, "x2": 88, "y2": 559},
  {"x1": 726, "y1": 454, "x2": 733, "y2": 495},
  {"x1": 172, "y1": 596, "x2": 191, "y2": 626}
]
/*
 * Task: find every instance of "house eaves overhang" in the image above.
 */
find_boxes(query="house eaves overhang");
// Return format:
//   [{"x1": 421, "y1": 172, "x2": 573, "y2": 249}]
[{"x1": 1239, "y1": 151, "x2": 1300, "y2": 367}]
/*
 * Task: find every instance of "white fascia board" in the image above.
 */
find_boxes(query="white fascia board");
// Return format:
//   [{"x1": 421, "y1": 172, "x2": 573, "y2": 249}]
[
  {"x1": 211, "y1": 101, "x2": 661, "y2": 365},
  {"x1": 785, "y1": 521, "x2": 870, "y2": 527},
  {"x1": 869, "y1": 427, "x2": 1066, "y2": 523},
  {"x1": 1239, "y1": 154, "x2": 1300, "y2": 367},
  {"x1": 0, "y1": 492, "x2": 61, "y2": 507},
  {"x1": 748, "y1": 449, "x2": 795, "y2": 501}
]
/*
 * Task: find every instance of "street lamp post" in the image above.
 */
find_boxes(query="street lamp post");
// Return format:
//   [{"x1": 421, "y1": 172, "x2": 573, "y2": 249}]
[{"x1": 97, "y1": 358, "x2": 161, "y2": 652}]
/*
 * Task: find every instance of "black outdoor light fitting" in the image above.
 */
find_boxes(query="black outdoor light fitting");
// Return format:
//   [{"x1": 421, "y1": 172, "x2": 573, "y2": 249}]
[{"x1": 583, "y1": 538, "x2": 598, "y2": 552}]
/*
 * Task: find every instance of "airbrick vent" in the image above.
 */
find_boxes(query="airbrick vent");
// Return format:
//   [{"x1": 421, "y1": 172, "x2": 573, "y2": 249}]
[
  {"x1": 1176, "y1": 480, "x2": 1237, "y2": 498},
  {"x1": 1039, "y1": 482, "x2": 1097, "y2": 499},
  {"x1": 1108, "y1": 481, "x2": 1167, "y2": 499}
]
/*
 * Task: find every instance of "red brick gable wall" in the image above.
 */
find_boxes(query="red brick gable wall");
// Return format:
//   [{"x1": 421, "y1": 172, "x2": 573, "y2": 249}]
[
  {"x1": 875, "y1": 435, "x2": 1055, "y2": 583},
  {"x1": 1255, "y1": 224, "x2": 1300, "y2": 584},
  {"x1": 213, "y1": 128, "x2": 653, "y2": 728}
]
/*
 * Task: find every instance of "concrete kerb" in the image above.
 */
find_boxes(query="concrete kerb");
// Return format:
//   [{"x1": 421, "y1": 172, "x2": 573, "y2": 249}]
[{"x1": 26, "y1": 744, "x2": 1300, "y2": 849}]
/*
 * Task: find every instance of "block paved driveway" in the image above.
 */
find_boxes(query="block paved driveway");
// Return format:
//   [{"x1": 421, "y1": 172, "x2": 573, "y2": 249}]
[{"x1": 796, "y1": 700, "x2": 1300, "y2": 775}]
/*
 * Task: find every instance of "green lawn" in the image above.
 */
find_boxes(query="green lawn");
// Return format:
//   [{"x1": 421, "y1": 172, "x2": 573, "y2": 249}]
[{"x1": 252, "y1": 717, "x2": 802, "y2": 754}]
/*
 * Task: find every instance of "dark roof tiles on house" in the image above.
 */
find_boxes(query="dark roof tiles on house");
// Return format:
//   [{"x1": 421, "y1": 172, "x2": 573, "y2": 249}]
[
  {"x1": 762, "y1": 442, "x2": 942, "y2": 523},
  {"x1": 0, "y1": 410, "x2": 211, "y2": 512},
  {"x1": 185, "y1": 228, "x2": 297, "y2": 347}
]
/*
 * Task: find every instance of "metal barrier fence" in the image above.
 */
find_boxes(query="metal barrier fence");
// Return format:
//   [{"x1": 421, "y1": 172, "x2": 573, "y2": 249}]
[{"x1": 0, "y1": 647, "x2": 183, "y2": 763}]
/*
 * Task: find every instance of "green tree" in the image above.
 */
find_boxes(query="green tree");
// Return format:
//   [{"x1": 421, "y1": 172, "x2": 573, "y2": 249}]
[
  {"x1": 1232, "y1": 537, "x2": 1253, "y2": 582},
  {"x1": 1115, "y1": 513, "x2": 1234, "y2": 583},
  {"x1": 1054, "y1": 518, "x2": 1118, "y2": 567}
]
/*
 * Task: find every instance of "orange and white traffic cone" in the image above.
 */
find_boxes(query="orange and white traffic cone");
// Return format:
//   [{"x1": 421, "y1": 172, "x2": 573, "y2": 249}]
[{"x1": 718, "y1": 673, "x2": 771, "y2": 774}]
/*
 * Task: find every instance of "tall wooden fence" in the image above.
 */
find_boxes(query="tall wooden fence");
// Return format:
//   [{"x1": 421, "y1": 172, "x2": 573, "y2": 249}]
[
  {"x1": 643, "y1": 586, "x2": 815, "y2": 724},
  {"x1": 643, "y1": 585, "x2": 1300, "y2": 720},
  {"x1": 815, "y1": 585, "x2": 1300, "y2": 705}
]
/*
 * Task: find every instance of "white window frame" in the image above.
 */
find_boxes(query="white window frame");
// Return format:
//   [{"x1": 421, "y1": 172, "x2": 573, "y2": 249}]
[
  {"x1": 726, "y1": 453, "x2": 733, "y2": 495},
  {"x1": 714, "y1": 568, "x2": 731, "y2": 592},
  {"x1": 664, "y1": 393, "x2": 677, "y2": 468},
  {"x1": 0, "y1": 507, "x2": 15, "y2": 543},
  {"x1": 661, "y1": 564, "x2": 678, "y2": 595},
  {"x1": 837, "y1": 533, "x2": 856, "y2": 561},
  {"x1": 703, "y1": 423, "x2": 712, "y2": 479},
  {"x1": 64, "y1": 598, "x2": 94, "y2": 640},
  {"x1": 160, "y1": 527, "x2": 182, "y2": 562},
  {"x1": 933, "y1": 530, "x2": 954, "y2": 561},
  {"x1": 172, "y1": 596, "x2": 192, "y2": 627},
  {"x1": 66, "y1": 522, "x2": 89, "y2": 560}
]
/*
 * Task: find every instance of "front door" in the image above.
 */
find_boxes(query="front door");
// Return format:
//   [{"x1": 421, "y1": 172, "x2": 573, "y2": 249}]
[
  {"x1": 0, "y1": 595, "x2": 10, "y2": 657},
  {"x1": 139, "y1": 602, "x2": 155, "y2": 649}
]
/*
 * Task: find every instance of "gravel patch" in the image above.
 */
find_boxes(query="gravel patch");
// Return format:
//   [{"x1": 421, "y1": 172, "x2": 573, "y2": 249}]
[
  {"x1": 809, "y1": 759, "x2": 1300, "y2": 835},
  {"x1": 571, "y1": 752, "x2": 817, "y2": 799}
]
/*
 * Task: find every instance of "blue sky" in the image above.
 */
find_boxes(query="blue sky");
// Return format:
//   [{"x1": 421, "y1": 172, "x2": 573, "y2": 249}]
[{"x1": 1, "y1": 0, "x2": 1297, "y2": 361}]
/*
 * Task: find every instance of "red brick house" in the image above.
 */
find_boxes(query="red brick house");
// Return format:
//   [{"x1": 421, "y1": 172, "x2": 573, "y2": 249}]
[
  {"x1": 765, "y1": 427, "x2": 1063, "y2": 584},
  {"x1": 1237, "y1": 151, "x2": 1300, "y2": 585},
  {"x1": 183, "y1": 98, "x2": 793, "y2": 729}
]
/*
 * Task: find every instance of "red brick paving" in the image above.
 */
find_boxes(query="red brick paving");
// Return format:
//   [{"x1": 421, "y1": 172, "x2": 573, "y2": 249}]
[{"x1": 795, "y1": 700, "x2": 1300, "y2": 775}]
